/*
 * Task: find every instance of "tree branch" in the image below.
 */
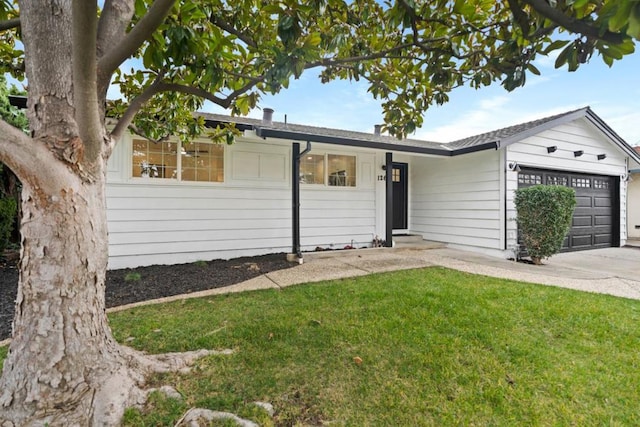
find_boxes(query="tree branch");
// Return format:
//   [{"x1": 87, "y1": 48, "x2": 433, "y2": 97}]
[
  {"x1": 97, "y1": 0, "x2": 135, "y2": 94},
  {"x1": 97, "y1": 0, "x2": 175, "y2": 85},
  {"x1": 521, "y1": 0, "x2": 625, "y2": 44},
  {"x1": 209, "y1": 15, "x2": 257, "y2": 49},
  {"x1": 0, "y1": 119, "x2": 65, "y2": 194},
  {"x1": 72, "y1": 0, "x2": 103, "y2": 169},
  {"x1": 110, "y1": 74, "x2": 167, "y2": 142},
  {"x1": 0, "y1": 17, "x2": 20, "y2": 32}
]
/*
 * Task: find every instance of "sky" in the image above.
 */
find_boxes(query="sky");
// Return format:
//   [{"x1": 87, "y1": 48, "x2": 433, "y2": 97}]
[{"x1": 202, "y1": 49, "x2": 640, "y2": 147}]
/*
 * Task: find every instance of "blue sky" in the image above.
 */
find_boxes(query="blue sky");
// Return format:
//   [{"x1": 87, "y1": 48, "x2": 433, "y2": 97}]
[{"x1": 204, "y1": 49, "x2": 640, "y2": 147}]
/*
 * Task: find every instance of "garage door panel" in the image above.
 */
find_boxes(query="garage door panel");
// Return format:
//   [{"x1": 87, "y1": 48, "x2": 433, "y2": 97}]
[
  {"x1": 572, "y1": 216, "x2": 592, "y2": 227},
  {"x1": 571, "y1": 234, "x2": 593, "y2": 248},
  {"x1": 594, "y1": 215, "x2": 612, "y2": 226},
  {"x1": 594, "y1": 197, "x2": 612, "y2": 207},
  {"x1": 518, "y1": 168, "x2": 617, "y2": 254},
  {"x1": 594, "y1": 233, "x2": 612, "y2": 245},
  {"x1": 575, "y1": 196, "x2": 593, "y2": 207}
]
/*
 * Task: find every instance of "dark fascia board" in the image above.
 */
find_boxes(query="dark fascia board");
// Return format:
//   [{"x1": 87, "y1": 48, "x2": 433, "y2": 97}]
[
  {"x1": 8, "y1": 95, "x2": 27, "y2": 109},
  {"x1": 255, "y1": 126, "x2": 498, "y2": 157},
  {"x1": 203, "y1": 118, "x2": 254, "y2": 132}
]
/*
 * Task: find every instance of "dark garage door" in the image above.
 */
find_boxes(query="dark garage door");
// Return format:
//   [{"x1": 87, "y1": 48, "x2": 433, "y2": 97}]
[{"x1": 517, "y1": 168, "x2": 619, "y2": 252}]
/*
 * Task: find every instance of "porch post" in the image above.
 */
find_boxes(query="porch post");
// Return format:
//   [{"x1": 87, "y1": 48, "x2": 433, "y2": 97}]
[
  {"x1": 385, "y1": 152, "x2": 393, "y2": 247},
  {"x1": 292, "y1": 142, "x2": 301, "y2": 256}
]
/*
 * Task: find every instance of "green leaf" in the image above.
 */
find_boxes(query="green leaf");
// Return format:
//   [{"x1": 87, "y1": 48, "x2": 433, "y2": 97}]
[
  {"x1": 527, "y1": 63, "x2": 541, "y2": 75},
  {"x1": 554, "y1": 44, "x2": 573, "y2": 68},
  {"x1": 627, "y1": 3, "x2": 640, "y2": 39}
]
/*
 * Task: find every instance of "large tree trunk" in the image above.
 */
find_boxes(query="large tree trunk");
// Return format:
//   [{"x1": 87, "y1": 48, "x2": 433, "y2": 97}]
[
  {"x1": 0, "y1": 3, "x2": 219, "y2": 424},
  {"x1": 0, "y1": 174, "x2": 148, "y2": 425}
]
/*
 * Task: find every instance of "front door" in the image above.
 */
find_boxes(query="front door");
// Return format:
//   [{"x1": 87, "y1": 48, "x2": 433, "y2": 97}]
[{"x1": 392, "y1": 163, "x2": 408, "y2": 230}]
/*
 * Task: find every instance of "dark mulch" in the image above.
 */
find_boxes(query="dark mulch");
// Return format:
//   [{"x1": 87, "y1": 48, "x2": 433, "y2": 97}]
[{"x1": 0, "y1": 252, "x2": 295, "y2": 341}]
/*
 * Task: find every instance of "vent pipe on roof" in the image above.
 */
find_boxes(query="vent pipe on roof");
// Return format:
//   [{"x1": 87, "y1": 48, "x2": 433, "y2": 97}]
[
  {"x1": 263, "y1": 108, "x2": 274, "y2": 125},
  {"x1": 374, "y1": 124, "x2": 382, "y2": 136}
]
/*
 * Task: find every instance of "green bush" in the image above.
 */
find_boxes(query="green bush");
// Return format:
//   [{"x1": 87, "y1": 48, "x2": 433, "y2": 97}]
[
  {"x1": 514, "y1": 185, "x2": 576, "y2": 264},
  {"x1": 0, "y1": 196, "x2": 17, "y2": 253}
]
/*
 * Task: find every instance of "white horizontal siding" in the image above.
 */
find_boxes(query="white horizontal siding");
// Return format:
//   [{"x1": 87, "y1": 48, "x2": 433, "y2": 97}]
[
  {"x1": 504, "y1": 118, "x2": 630, "y2": 250},
  {"x1": 627, "y1": 173, "x2": 640, "y2": 239},
  {"x1": 107, "y1": 183, "x2": 292, "y2": 268},
  {"x1": 299, "y1": 185, "x2": 376, "y2": 251},
  {"x1": 106, "y1": 138, "x2": 378, "y2": 268},
  {"x1": 410, "y1": 150, "x2": 502, "y2": 250}
]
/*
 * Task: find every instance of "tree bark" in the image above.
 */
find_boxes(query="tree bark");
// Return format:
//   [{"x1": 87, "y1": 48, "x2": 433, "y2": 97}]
[{"x1": 0, "y1": 172, "x2": 147, "y2": 426}]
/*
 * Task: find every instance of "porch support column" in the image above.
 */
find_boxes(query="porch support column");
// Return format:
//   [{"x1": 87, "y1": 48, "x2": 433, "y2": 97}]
[
  {"x1": 385, "y1": 152, "x2": 393, "y2": 247},
  {"x1": 292, "y1": 142, "x2": 301, "y2": 257}
]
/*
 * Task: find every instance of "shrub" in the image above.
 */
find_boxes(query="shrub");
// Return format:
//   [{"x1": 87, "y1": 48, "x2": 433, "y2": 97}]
[
  {"x1": 0, "y1": 196, "x2": 17, "y2": 253},
  {"x1": 514, "y1": 185, "x2": 576, "y2": 264}
]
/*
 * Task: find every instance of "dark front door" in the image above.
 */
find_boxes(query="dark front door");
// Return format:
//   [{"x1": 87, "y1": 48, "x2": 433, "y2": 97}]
[{"x1": 392, "y1": 163, "x2": 408, "y2": 230}]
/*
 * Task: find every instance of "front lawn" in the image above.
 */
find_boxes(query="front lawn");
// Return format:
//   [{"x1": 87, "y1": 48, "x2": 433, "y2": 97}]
[{"x1": 3, "y1": 267, "x2": 640, "y2": 425}]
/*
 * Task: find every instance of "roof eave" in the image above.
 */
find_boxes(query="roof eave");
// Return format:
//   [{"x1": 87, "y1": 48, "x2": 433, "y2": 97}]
[{"x1": 255, "y1": 126, "x2": 498, "y2": 156}]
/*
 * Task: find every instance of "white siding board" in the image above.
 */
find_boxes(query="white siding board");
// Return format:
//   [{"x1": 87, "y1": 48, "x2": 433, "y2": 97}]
[
  {"x1": 109, "y1": 227, "x2": 290, "y2": 245},
  {"x1": 110, "y1": 237, "x2": 291, "y2": 257},
  {"x1": 411, "y1": 217, "x2": 500, "y2": 229},
  {"x1": 108, "y1": 218, "x2": 291, "y2": 233}
]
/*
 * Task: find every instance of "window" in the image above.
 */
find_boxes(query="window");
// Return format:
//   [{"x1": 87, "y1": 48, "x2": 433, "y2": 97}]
[
  {"x1": 518, "y1": 173, "x2": 542, "y2": 185},
  {"x1": 300, "y1": 154, "x2": 324, "y2": 184},
  {"x1": 181, "y1": 142, "x2": 224, "y2": 182},
  {"x1": 131, "y1": 139, "x2": 224, "y2": 182},
  {"x1": 132, "y1": 140, "x2": 178, "y2": 179},
  {"x1": 546, "y1": 175, "x2": 568, "y2": 186},
  {"x1": 593, "y1": 178, "x2": 610, "y2": 189},
  {"x1": 328, "y1": 154, "x2": 356, "y2": 187},
  {"x1": 571, "y1": 177, "x2": 591, "y2": 188},
  {"x1": 300, "y1": 152, "x2": 357, "y2": 187}
]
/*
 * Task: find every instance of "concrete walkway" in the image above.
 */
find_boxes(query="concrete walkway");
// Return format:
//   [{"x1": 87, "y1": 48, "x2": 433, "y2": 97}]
[{"x1": 109, "y1": 245, "x2": 640, "y2": 314}]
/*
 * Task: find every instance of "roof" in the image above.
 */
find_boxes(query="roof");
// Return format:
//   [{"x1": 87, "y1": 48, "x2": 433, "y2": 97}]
[
  {"x1": 201, "y1": 107, "x2": 640, "y2": 163},
  {"x1": 200, "y1": 112, "x2": 495, "y2": 157},
  {"x1": 448, "y1": 108, "x2": 589, "y2": 149},
  {"x1": 10, "y1": 94, "x2": 639, "y2": 164}
]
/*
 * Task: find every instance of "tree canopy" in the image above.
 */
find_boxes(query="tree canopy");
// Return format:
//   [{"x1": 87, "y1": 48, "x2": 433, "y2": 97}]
[
  {"x1": 0, "y1": 0, "x2": 638, "y2": 424},
  {"x1": 1, "y1": 0, "x2": 637, "y2": 140}
]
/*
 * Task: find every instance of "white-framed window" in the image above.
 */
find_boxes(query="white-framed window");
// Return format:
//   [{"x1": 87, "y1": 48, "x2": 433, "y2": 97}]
[
  {"x1": 300, "y1": 152, "x2": 356, "y2": 187},
  {"x1": 131, "y1": 139, "x2": 224, "y2": 182}
]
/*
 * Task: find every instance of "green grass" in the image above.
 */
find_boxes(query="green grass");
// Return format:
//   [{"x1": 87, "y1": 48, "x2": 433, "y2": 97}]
[{"x1": 3, "y1": 267, "x2": 640, "y2": 425}]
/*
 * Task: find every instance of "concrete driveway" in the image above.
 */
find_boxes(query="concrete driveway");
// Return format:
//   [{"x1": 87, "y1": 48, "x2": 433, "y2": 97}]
[{"x1": 545, "y1": 247, "x2": 640, "y2": 282}]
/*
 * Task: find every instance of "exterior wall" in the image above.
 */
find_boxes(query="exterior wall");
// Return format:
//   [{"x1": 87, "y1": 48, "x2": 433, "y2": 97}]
[
  {"x1": 106, "y1": 134, "x2": 377, "y2": 268},
  {"x1": 628, "y1": 172, "x2": 640, "y2": 238},
  {"x1": 504, "y1": 119, "x2": 629, "y2": 253},
  {"x1": 299, "y1": 144, "x2": 377, "y2": 251},
  {"x1": 409, "y1": 150, "x2": 503, "y2": 250}
]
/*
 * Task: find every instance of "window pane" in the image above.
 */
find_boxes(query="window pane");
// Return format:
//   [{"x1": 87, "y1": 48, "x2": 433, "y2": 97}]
[
  {"x1": 328, "y1": 154, "x2": 356, "y2": 187},
  {"x1": 181, "y1": 142, "x2": 224, "y2": 182},
  {"x1": 132, "y1": 139, "x2": 177, "y2": 179},
  {"x1": 300, "y1": 153, "x2": 324, "y2": 184}
]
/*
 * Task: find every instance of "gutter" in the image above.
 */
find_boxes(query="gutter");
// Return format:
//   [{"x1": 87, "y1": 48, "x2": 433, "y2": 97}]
[{"x1": 255, "y1": 126, "x2": 499, "y2": 157}]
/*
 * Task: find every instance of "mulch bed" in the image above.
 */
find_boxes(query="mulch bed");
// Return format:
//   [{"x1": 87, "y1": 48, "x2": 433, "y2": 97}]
[{"x1": 0, "y1": 253, "x2": 295, "y2": 341}]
